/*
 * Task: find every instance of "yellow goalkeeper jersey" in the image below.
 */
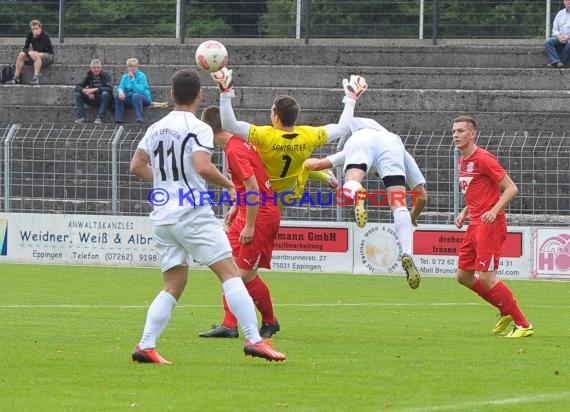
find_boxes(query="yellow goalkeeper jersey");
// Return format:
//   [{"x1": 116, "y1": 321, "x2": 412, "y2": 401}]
[{"x1": 248, "y1": 124, "x2": 327, "y2": 197}]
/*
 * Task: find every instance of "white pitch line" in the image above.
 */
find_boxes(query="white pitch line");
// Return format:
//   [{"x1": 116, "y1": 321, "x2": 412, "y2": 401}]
[
  {"x1": 0, "y1": 302, "x2": 568, "y2": 309},
  {"x1": 402, "y1": 391, "x2": 570, "y2": 412}
]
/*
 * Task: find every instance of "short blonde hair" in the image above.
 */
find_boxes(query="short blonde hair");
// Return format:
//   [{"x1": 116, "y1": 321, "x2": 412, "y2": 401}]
[
  {"x1": 126, "y1": 58, "x2": 139, "y2": 67},
  {"x1": 29, "y1": 20, "x2": 42, "y2": 29}
]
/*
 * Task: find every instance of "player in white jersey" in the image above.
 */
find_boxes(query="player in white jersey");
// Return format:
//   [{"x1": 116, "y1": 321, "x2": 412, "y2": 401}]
[
  {"x1": 304, "y1": 117, "x2": 427, "y2": 289},
  {"x1": 129, "y1": 68, "x2": 286, "y2": 363}
]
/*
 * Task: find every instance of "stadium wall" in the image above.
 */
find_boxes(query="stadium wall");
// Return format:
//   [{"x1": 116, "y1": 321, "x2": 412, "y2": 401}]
[{"x1": 1, "y1": 213, "x2": 569, "y2": 280}]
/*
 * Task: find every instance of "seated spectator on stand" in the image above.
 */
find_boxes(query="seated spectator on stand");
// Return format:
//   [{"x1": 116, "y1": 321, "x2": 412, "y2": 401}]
[
  {"x1": 544, "y1": 0, "x2": 570, "y2": 68},
  {"x1": 74, "y1": 59, "x2": 113, "y2": 124},
  {"x1": 114, "y1": 58, "x2": 152, "y2": 124},
  {"x1": 6, "y1": 19, "x2": 55, "y2": 86}
]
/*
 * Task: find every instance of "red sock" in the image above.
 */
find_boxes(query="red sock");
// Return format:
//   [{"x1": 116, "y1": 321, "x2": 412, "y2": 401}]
[
  {"x1": 490, "y1": 281, "x2": 530, "y2": 327},
  {"x1": 470, "y1": 279, "x2": 503, "y2": 314},
  {"x1": 245, "y1": 275, "x2": 276, "y2": 324},
  {"x1": 221, "y1": 293, "x2": 238, "y2": 328}
]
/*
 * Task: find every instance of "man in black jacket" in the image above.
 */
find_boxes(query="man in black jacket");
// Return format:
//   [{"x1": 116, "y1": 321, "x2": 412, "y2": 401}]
[
  {"x1": 6, "y1": 19, "x2": 55, "y2": 86},
  {"x1": 74, "y1": 59, "x2": 113, "y2": 124}
]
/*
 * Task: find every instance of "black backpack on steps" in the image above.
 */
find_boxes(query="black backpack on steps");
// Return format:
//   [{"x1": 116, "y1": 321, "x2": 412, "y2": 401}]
[{"x1": 0, "y1": 64, "x2": 16, "y2": 83}]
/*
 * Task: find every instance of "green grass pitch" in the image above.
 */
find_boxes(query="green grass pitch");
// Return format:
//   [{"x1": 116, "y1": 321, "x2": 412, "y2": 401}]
[{"x1": 1, "y1": 264, "x2": 569, "y2": 411}]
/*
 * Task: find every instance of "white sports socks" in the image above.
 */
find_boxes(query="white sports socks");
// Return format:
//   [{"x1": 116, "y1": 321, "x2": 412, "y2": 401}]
[
  {"x1": 222, "y1": 277, "x2": 262, "y2": 343},
  {"x1": 138, "y1": 290, "x2": 177, "y2": 350},
  {"x1": 393, "y1": 206, "x2": 412, "y2": 255},
  {"x1": 343, "y1": 180, "x2": 363, "y2": 199}
]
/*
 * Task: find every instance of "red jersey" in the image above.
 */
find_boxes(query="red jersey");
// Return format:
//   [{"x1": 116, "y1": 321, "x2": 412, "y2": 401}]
[
  {"x1": 225, "y1": 136, "x2": 278, "y2": 219},
  {"x1": 458, "y1": 147, "x2": 506, "y2": 224}
]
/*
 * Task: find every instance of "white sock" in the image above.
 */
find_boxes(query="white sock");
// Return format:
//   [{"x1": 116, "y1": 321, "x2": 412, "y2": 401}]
[
  {"x1": 343, "y1": 180, "x2": 363, "y2": 200},
  {"x1": 138, "y1": 290, "x2": 177, "y2": 350},
  {"x1": 222, "y1": 277, "x2": 261, "y2": 343},
  {"x1": 393, "y1": 206, "x2": 412, "y2": 255}
]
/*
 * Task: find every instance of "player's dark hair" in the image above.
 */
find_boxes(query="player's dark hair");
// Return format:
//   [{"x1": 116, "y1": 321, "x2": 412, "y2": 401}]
[
  {"x1": 453, "y1": 115, "x2": 477, "y2": 131},
  {"x1": 171, "y1": 69, "x2": 200, "y2": 105},
  {"x1": 273, "y1": 95, "x2": 299, "y2": 127},
  {"x1": 201, "y1": 106, "x2": 222, "y2": 133}
]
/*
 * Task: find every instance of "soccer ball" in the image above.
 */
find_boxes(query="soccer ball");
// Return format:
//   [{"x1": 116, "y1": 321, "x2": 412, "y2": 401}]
[{"x1": 195, "y1": 40, "x2": 228, "y2": 73}]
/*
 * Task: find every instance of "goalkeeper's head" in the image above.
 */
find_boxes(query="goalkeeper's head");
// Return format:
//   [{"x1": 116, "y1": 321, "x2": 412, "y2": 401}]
[
  {"x1": 171, "y1": 68, "x2": 201, "y2": 106},
  {"x1": 271, "y1": 95, "x2": 299, "y2": 128}
]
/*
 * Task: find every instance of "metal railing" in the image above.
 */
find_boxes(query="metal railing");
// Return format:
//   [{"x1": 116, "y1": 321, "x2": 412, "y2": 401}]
[
  {"x1": 1, "y1": 123, "x2": 568, "y2": 227},
  {"x1": 0, "y1": 0, "x2": 559, "y2": 44}
]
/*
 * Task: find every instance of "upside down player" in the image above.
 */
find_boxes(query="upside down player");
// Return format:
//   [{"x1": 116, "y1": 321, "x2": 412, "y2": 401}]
[
  {"x1": 304, "y1": 117, "x2": 427, "y2": 289},
  {"x1": 199, "y1": 105, "x2": 281, "y2": 339},
  {"x1": 452, "y1": 115, "x2": 533, "y2": 337},
  {"x1": 210, "y1": 67, "x2": 367, "y2": 205}
]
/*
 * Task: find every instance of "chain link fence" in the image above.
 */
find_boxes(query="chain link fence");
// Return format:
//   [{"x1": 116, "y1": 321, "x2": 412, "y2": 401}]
[
  {"x1": 1, "y1": 123, "x2": 568, "y2": 227},
  {"x1": 0, "y1": 0, "x2": 557, "y2": 41}
]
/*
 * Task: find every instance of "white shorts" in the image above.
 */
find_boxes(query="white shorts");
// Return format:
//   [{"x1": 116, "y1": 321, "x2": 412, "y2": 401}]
[
  {"x1": 152, "y1": 206, "x2": 232, "y2": 272},
  {"x1": 343, "y1": 128, "x2": 406, "y2": 179}
]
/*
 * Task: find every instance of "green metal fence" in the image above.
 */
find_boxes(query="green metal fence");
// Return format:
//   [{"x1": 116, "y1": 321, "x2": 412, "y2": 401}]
[{"x1": 0, "y1": 0, "x2": 557, "y2": 42}]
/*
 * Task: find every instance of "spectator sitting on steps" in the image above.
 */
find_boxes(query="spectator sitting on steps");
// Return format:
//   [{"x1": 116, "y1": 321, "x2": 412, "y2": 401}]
[
  {"x1": 544, "y1": 0, "x2": 570, "y2": 68},
  {"x1": 114, "y1": 58, "x2": 152, "y2": 124},
  {"x1": 74, "y1": 59, "x2": 113, "y2": 125},
  {"x1": 6, "y1": 19, "x2": 55, "y2": 86}
]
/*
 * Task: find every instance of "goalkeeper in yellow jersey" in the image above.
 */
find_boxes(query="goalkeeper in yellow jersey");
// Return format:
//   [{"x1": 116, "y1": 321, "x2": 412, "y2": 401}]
[{"x1": 210, "y1": 67, "x2": 367, "y2": 203}]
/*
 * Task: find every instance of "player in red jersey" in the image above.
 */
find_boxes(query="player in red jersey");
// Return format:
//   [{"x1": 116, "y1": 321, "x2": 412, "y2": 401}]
[
  {"x1": 199, "y1": 106, "x2": 282, "y2": 339},
  {"x1": 452, "y1": 115, "x2": 533, "y2": 338}
]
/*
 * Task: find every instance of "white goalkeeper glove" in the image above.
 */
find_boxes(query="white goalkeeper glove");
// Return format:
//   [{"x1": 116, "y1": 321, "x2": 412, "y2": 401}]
[
  {"x1": 342, "y1": 75, "x2": 367, "y2": 101},
  {"x1": 211, "y1": 67, "x2": 234, "y2": 95}
]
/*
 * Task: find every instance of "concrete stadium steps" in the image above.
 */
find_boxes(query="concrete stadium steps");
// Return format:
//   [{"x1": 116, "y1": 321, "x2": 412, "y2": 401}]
[
  {"x1": 3, "y1": 103, "x2": 568, "y2": 131},
  {"x1": 7, "y1": 85, "x2": 570, "y2": 110},
  {"x1": 2, "y1": 85, "x2": 569, "y2": 130},
  {"x1": 0, "y1": 41, "x2": 562, "y2": 131},
  {"x1": 0, "y1": 43, "x2": 550, "y2": 68},
  {"x1": 9, "y1": 64, "x2": 570, "y2": 90}
]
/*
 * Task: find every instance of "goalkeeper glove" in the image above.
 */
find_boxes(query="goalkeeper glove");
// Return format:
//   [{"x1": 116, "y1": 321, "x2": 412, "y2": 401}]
[
  {"x1": 342, "y1": 75, "x2": 367, "y2": 101},
  {"x1": 211, "y1": 67, "x2": 234, "y2": 95}
]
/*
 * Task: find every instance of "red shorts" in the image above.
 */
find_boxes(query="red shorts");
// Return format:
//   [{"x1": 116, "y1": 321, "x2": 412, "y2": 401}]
[
  {"x1": 226, "y1": 213, "x2": 280, "y2": 270},
  {"x1": 458, "y1": 221, "x2": 507, "y2": 272}
]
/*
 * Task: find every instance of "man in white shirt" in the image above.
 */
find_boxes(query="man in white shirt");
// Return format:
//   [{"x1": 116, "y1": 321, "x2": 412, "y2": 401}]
[
  {"x1": 129, "y1": 68, "x2": 286, "y2": 363},
  {"x1": 544, "y1": 0, "x2": 570, "y2": 67}
]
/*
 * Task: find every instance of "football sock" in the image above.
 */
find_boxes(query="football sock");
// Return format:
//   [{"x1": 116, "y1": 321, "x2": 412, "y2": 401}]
[
  {"x1": 393, "y1": 206, "x2": 412, "y2": 255},
  {"x1": 138, "y1": 290, "x2": 177, "y2": 350},
  {"x1": 245, "y1": 275, "x2": 276, "y2": 324},
  {"x1": 470, "y1": 279, "x2": 501, "y2": 313},
  {"x1": 222, "y1": 277, "x2": 261, "y2": 343},
  {"x1": 490, "y1": 281, "x2": 530, "y2": 327},
  {"x1": 221, "y1": 293, "x2": 238, "y2": 328},
  {"x1": 343, "y1": 180, "x2": 363, "y2": 200}
]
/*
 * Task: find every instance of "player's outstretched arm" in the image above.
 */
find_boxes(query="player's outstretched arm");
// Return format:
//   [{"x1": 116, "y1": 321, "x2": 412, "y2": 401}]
[
  {"x1": 212, "y1": 67, "x2": 252, "y2": 141},
  {"x1": 324, "y1": 75, "x2": 367, "y2": 143},
  {"x1": 304, "y1": 157, "x2": 334, "y2": 171}
]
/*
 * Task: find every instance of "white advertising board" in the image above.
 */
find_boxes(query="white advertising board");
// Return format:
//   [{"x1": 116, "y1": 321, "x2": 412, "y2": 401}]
[
  {"x1": 0, "y1": 213, "x2": 353, "y2": 273},
  {"x1": 0, "y1": 213, "x2": 161, "y2": 267},
  {"x1": 532, "y1": 228, "x2": 570, "y2": 279},
  {"x1": 268, "y1": 221, "x2": 353, "y2": 273},
  {"x1": 353, "y1": 223, "x2": 532, "y2": 279}
]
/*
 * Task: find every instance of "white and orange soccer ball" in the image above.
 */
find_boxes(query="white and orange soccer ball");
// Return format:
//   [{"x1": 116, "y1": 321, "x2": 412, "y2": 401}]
[{"x1": 195, "y1": 40, "x2": 228, "y2": 73}]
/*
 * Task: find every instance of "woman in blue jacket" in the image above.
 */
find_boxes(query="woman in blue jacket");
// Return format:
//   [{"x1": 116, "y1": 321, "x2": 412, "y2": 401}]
[{"x1": 114, "y1": 58, "x2": 152, "y2": 124}]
